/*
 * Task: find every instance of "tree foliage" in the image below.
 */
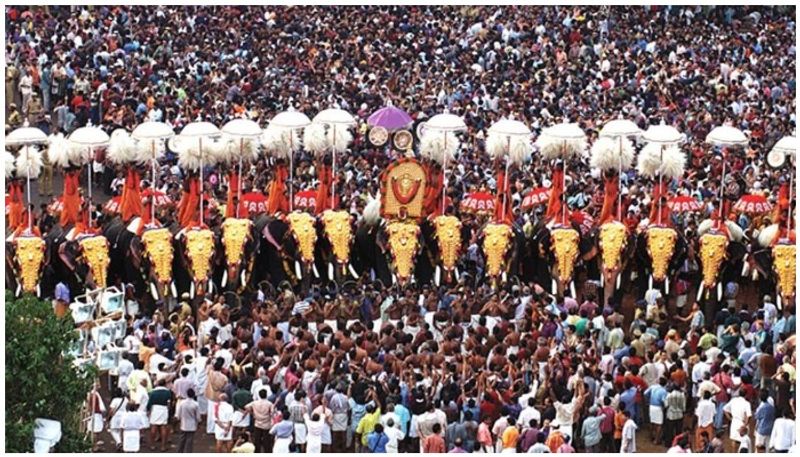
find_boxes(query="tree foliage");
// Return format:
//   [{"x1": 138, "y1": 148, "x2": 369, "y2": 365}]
[{"x1": 5, "y1": 292, "x2": 97, "y2": 452}]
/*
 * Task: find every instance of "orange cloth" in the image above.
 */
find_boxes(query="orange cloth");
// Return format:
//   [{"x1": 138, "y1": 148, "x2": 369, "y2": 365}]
[
  {"x1": 267, "y1": 162, "x2": 289, "y2": 214},
  {"x1": 649, "y1": 180, "x2": 671, "y2": 226},
  {"x1": 178, "y1": 176, "x2": 201, "y2": 228},
  {"x1": 226, "y1": 170, "x2": 240, "y2": 218},
  {"x1": 598, "y1": 174, "x2": 619, "y2": 224},
  {"x1": 120, "y1": 167, "x2": 143, "y2": 222},
  {"x1": 545, "y1": 166, "x2": 564, "y2": 223},
  {"x1": 60, "y1": 170, "x2": 82, "y2": 226},
  {"x1": 422, "y1": 162, "x2": 444, "y2": 217},
  {"x1": 7, "y1": 181, "x2": 26, "y2": 230},
  {"x1": 314, "y1": 162, "x2": 331, "y2": 214},
  {"x1": 494, "y1": 164, "x2": 514, "y2": 224}
]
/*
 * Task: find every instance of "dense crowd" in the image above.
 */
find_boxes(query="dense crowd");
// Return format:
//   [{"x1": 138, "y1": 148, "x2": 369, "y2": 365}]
[{"x1": 5, "y1": 5, "x2": 797, "y2": 454}]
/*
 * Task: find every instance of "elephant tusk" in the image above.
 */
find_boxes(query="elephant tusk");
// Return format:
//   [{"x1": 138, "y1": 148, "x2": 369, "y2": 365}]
[
  {"x1": 190, "y1": 282, "x2": 195, "y2": 299},
  {"x1": 312, "y1": 263, "x2": 320, "y2": 279},
  {"x1": 150, "y1": 282, "x2": 159, "y2": 301},
  {"x1": 502, "y1": 272, "x2": 507, "y2": 284},
  {"x1": 616, "y1": 274, "x2": 621, "y2": 290},
  {"x1": 348, "y1": 263, "x2": 359, "y2": 279},
  {"x1": 240, "y1": 269, "x2": 246, "y2": 288},
  {"x1": 454, "y1": 267, "x2": 460, "y2": 280},
  {"x1": 328, "y1": 263, "x2": 334, "y2": 281},
  {"x1": 717, "y1": 282, "x2": 722, "y2": 302},
  {"x1": 696, "y1": 282, "x2": 704, "y2": 302},
  {"x1": 221, "y1": 270, "x2": 228, "y2": 288},
  {"x1": 551, "y1": 279, "x2": 556, "y2": 295},
  {"x1": 15, "y1": 283, "x2": 21, "y2": 297},
  {"x1": 648, "y1": 275, "x2": 653, "y2": 291},
  {"x1": 435, "y1": 266, "x2": 441, "y2": 287},
  {"x1": 664, "y1": 277, "x2": 670, "y2": 295},
  {"x1": 570, "y1": 281, "x2": 576, "y2": 299},
  {"x1": 391, "y1": 273, "x2": 397, "y2": 286},
  {"x1": 36, "y1": 284, "x2": 41, "y2": 298},
  {"x1": 741, "y1": 261, "x2": 750, "y2": 277},
  {"x1": 208, "y1": 280, "x2": 214, "y2": 295},
  {"x1": 777, "y1": 294, "x2": 782, "y2": 311},
  {"x1": 170, "y1": 281, "x2": 177, "y2": 298},
  {"x1": 752, "y1": 269, "x2": 758, "y2": 281},
  {"x1": 600, "y1": 272, "x2": 604, "y2": 288},
  {"x1": 295, "y1": 261, "x2": 302, "y2": 280}
]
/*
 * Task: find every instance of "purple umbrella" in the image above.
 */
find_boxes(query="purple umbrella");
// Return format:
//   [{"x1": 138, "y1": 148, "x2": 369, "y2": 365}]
[{"x1": 367, "y1": 106, "x2": 413, "y2": 131}]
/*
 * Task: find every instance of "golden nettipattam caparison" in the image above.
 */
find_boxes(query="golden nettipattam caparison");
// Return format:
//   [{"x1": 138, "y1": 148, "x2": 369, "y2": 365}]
[
  {"x1": 772, "y1": 243, "x2": 796, "y2": 302},
  {"x1": 141, "y1": 228, "x2": 174, "y2": 289},
  {"x1": 320, "y1": 210, "x2": 353, "y2": 266},
  {"x1": 433, "y1": 215, "x2": 462, "y2": 272},
  {"x1": 551, "y1": 227, "x2": 580, "y2": 284},
  {"x1": 646, "y1": 226, "x2": 677, "y2": 282},
  {"x1": 222, "y1": 218, "x2": 252, "y2": 267},
  {"x1": 482, "y1": 223, "x2": 513, "y2": 278},
  {"x1": 386, "y1": 220, "x2": 420, "y2": 283},
  {"x1": 699, "y1": 232, "x2": 728, "y2": 289},
  {"x1": 598, "y1": 221, "x2": 627, "y2": 274},
  {"x1": 78, "y1": 236, "x2": 110, "y2": 288},
  {"x1": 286, "y1": 211, "x2": 317, "y2": 264},
  {"x1": 14, "y1": 236, "x2": 46, "y2": 294},
  {"x1": 184, "y1": 229, "x2": 215, "y2": 282}
]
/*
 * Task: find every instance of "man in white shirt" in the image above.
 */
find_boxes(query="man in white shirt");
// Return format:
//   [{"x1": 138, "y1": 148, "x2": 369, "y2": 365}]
[
  {"x1": 724, "y1": 390, "x2": 752, "y2": 452},
  {"x1": 214, "y1": 394, "x2": 234, "y2": 452},
  {"x1": 518, "y1": 398, "x2": 542, "y2": 431},
  {"x1": 769, "y1": 412, "x2": 796, "y2": 452},
  {"x1": 694, "y1": 391, "x2": 716, "y2": 450},
  {"x1": 621, "y1": 410, "x2": 637, "y2": 453}
]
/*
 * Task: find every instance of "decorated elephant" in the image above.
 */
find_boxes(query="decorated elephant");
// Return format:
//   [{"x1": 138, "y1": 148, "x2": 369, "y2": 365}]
[
  {"x1": 695, "y1": 219, "x2": 747, "y2": 301},
  {"x1": 595, "y1": 220, "x2": 637, "y2": 306},
  {"x1": 635, "y1": 224, "x2": 689, "y2": 294},
  {"x1": 317, "y1": 209, "x2": 359, "y2": 284},
  {"x1": 752, "y1": 224, "x2": 796, "y2": 309},
  {"x1": 219, "y1": 217, "x2": 259, "y2": 292},
  {"x1": 175, "y1": 225, "x2": 217, "y2": 298},
  {"x1": 6, "y1": 231, "x2": 47, "y2": 297}
]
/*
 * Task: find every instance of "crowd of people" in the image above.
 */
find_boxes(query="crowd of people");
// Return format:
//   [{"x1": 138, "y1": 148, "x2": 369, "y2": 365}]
[{"x1": 5, "y1": 4, "x2": 797, "y2": 454}]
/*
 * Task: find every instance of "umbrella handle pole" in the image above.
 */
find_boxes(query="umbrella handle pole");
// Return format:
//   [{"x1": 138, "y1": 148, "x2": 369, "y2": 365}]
[
  {"x1": 788, "y1": 169, "x2": 794, "y2": 235},
  {"x1": 562, "y1": 140, "x2": 567, "y2": 226},
  {"x1": 152, "y1": 140, "x2": 157, "y2": 223},
  {"x1": 719, "y1": 152, "x2": 725, "y2": 221},
  {"x1": 199, "y1": 138, "x2": 204, "y2": 226},
  {"x1": 658, "y1": 145, "x2": 663, "y2": 226},
  {"x1": 26, "y1": 146, "x2": 32, "y2": 233},
  {"x1": 332, "y1": 127, "x2": 336, "y2": 210},
  {"x1": 289, "y1": 132, "x2": 294, "y2": 212},
  {"x1": 87, "y1": 147, "x2": 92, "y2": 229},
  {"x1": 502, "y1": 135, "x2": 511, "y2": 222},
  {"x1": 442, "y1": 132, "x2": 448, "y2": 215},
  {"x1": 237, "y1": 139, "x2": 243, "y2": 219},
  {"x1": 618, "y1": 137, "x2": 623, "y2": 221}
]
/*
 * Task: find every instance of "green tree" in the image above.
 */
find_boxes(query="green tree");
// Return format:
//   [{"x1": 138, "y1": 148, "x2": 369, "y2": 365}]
[{"x1": 5, "y1": 292, "x2": 97, "y2": 452}]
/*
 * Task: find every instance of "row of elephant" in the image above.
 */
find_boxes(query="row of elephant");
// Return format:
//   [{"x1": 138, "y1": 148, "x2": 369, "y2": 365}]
[{"x1": 6, "y1": 210, "x2": 793, "y2": 308}]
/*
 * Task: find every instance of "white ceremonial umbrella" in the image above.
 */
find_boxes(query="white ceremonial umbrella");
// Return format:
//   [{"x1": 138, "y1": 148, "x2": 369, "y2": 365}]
[
  {"x1": 539, "y1": 122, "x2": 587, "y2": 225},
  {"x1": 132, "y1": 121, "x2": 174, "y2": 222},
  {"x1": 69, "y1": 123, "x2": 110, "y2": 229},
  {"x1": 600, "y1": 117, "x2": 642, "y2": 220},
  {"x1": 179, "y1": 121, "x2": 221, "y2": 223},
  {"x1": 642, "y1": 122, "x2": 684, "y2": 225},
  {"x1": 269, "y1": 108, "x2": 311, "y2": 211},
  {"x1": 706, "y1": 125, "x2": 748, "y2": 220},
  {"x1": 6, "y1": 121, "x2": 47, "y2": 232},
  {"x1": 312, "y1": 109, "x2": 356, "y2": 210},
  {"x1": 423, "y1": 110, "x2": 467, "y2": 214},
  {"x1": 488, "y1": 117, "x2": 532, "y2": 219},
  {"x1": 222, "y1": 118, "x2": 263, "y2": 218}
]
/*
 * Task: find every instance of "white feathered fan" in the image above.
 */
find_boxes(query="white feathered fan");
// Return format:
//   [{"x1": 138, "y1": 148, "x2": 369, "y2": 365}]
[
  {"x1": 175, "y1": 137, "x2": 219, "y2": 171},
  {"x1": 4, "y1": 150, "x2": 16, "y2": 178},
  {"x1": 326, "y1": 124, "x2": 353, "y2": 154},
  {"x1": 486, "y1": 132, "x2": 533, "y2": 166},
  {"x1": 590, "y1": 136, "x2": 635, "y2": 171},
  {"x1": 47, "y1": 133, "x2": 72, "y2": 168},
  {"x1": 420, "y1": 130, "x2": 460, "y2": 165},
  {"x1": 637, "y1": 143, "x2": 685, "y2": 179},
  {"x1": 302, "y1": 123, "x2": 328, "y2": 157},
  {"x1": 262, "y1": 126, "x2": 299, "y2": 160},
  {"x1": 363, "y1": 192, "x2": 382, "y2": 226},
  {"x1": 15, "y1": 146, "x2": 44, "y2": 179},
  {"x1": 107, "y1": 129, "x2": 139, "y2": 165}
]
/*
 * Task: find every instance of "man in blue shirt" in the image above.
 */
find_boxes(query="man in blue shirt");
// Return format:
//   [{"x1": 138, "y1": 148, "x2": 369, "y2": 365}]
[
  {"x1": 754, "y1": 391, "x2": 776, "y2": 452},
  {"x1": 619, "y1": 380, "x2": 638, "y2": 424},
  {"x1": 644, "y1": 378, "x2": 668, "y2": 445},
  {"x1": 366, "y1": 424, "x2": 390, "y2": 453}
]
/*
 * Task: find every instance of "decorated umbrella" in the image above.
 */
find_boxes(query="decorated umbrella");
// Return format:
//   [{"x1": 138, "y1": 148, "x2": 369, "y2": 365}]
[
  {"x1": 571, "y1": 210, "x2": 595, "y2": 235},
  {"x1": 141, "y1": 188, "x2": 172, "y2": 207},
  {"x1": 367, "y1": 105, "x2": 413, "y2": 131},
  {"x1": 641, "y1": 122, "x2": 686, "y2": 225},
  {"x1": 706, "y1": 125, "x2": 748, "y2": 220},
  {"x1": 486, "y1": 117, "x2": 532, "y2": 222},
  {"x1": 131, "y1": 121, "x2": 174, "y2": 223},
  {"x1": 268, "y1": 109, "x2": 311, "y2": 211},
  {"x1": 6, "y1": 121, "x2": 48, "y2": 232},
  {"x1": 176, "y1": 121, "x2": 221, "y2": 226},
  {"x1": 69, "y1": 123, "x2": 110, "y2": 229},
  {"x1": 667, "y1": 195, "x2": 704, "y2": 213},
  {"x1": 733, "y1": 194, "x2": 773, "y2": 215},
  {"x1": 421, "y1": 111, "x2": 467, "y2": 214},
  {"x1": 597, "y1": 116, "x2": 642, "y2": 221},
  {"x1": 521, "y1": 187, "x2": 550, "y2": 211},
  {"x1": 293, "y1": 189, "x2": 317, "y2": 211},
  {"x1": 311, "y1": 108, "x2": 356, "y2": 210},
  {"x1": 238, "y1": 191, "x2": 268, "y2": 215},
  {"x1": 103, "y1": 196, "x2": 122, "y2": 214},
  {"x1": 536, "y1": 121, "x2": 587, "y2": 225},
  {"x1": 221, "y1": 118, "x2": 262, "y2": 218},
  {"x1": 767, "y1": 135, "x2": 796, "y2": 235},
  {"x1": 460, "y1": 191, "x2": 496, "y2": 215}
]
